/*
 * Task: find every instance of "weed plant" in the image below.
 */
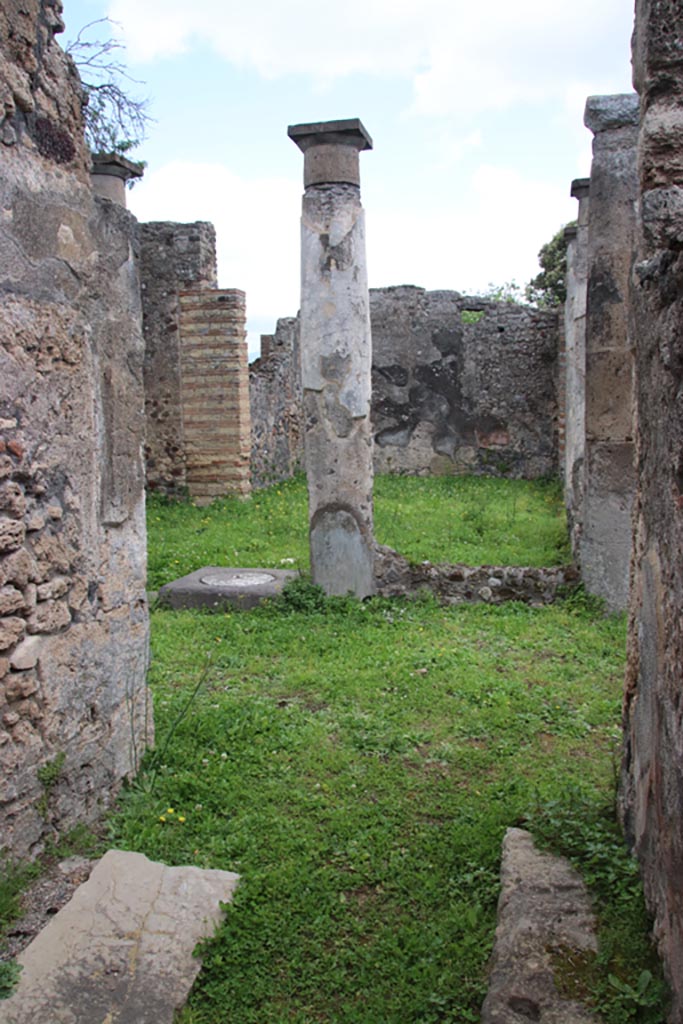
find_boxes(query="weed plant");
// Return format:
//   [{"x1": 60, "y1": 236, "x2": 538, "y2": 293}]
[{"x1": 146, "y1": 474, "x2": 569, "y2": 590}]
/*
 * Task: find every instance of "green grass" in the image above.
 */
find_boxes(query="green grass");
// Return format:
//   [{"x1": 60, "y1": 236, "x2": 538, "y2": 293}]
[
  {"x1": 3, "y1": 478, "x2": 666, "y2": 1020},
  {"x1": 104, "y1": 578, "x2": 666, "y2": 1023},
  {"x1": 146, "y1": 475, "x2": 569, "y2": 590}
]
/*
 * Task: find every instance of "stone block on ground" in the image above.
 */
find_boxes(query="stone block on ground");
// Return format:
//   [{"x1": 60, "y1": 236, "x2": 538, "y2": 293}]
[
  {"x1": 0, "y1": 849, "x2": 239, "y2": 1024},
  {"x1": 481, "y1": 828, "x2": 602, "y2": 1024},
  {"x1": 158, "y1": 566, "x2": 299, "y2": 610}
]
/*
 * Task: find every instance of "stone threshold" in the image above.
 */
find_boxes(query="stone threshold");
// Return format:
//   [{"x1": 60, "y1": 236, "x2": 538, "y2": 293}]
[{"x1": 0, "y1": 850, "x2": 239, "y2": 1024}]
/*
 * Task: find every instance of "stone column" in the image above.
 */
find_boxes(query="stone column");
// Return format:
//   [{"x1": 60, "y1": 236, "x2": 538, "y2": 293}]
[
  {"x1": 563, "y1": 178, "x2": 590, "y2": 562},
  {"x1": 289, "y1": 119, "x2": 375, "y2": 597},
  {"x1": 580, "y1": 94, "x2": 639, "y2": 611},
  {"x1": 91, "y1": 153, "x2": 144, "y2": 206}
]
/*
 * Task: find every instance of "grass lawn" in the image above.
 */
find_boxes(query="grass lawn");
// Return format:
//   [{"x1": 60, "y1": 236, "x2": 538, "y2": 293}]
[
  {"x1": 1, "y1": 477, "x2": 667, "y2": 1021},
  {"x1": 146, "y1": 474, "x2": 570, "y2": 590}
]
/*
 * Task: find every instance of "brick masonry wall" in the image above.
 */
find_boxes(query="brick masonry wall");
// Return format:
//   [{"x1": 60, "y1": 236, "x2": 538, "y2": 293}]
[
  {"x1": 250, "y1": 288, "x2": 559, "y2": 483},
  {"x1": 140, "y1": 221, "x2": 217, "y2": 496},
  {"x1": 178, "y1": 290, "x2": 251, "y2": 503},
  {"x1": 0, "y1": 0, "x2": 151, "y2": 858}
]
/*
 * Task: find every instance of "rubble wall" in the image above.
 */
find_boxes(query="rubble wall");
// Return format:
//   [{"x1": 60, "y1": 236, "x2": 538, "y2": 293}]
[
  {"x1": 0, "y1": 0, "x2": 151, "y2": 858},
  {"x1": 250, "y1": 288, "x2": 559, "y2": 483},
  {"x1": 621, "y1": 1, "x2": 683, "y2": 1016}
]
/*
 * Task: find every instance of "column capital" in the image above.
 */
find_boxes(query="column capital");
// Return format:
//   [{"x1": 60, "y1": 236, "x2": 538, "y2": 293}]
[
  {"x1": 584, "y1": 94, "x2": 639, "y2": 135},
  {"x1": 571, "y1": 177, "x2": 590, "y2": 200},
  {"x1": 91, "y1": 152, "x2": 144, "y2": 207},
  {"x1": 288, "y1": 118, "x2": 372, "y2": 187}
]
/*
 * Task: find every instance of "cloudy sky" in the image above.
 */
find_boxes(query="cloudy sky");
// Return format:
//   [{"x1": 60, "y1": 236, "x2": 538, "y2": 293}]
[{"x1": 63, "y1": 0, "x2": 634, "y2": 357}]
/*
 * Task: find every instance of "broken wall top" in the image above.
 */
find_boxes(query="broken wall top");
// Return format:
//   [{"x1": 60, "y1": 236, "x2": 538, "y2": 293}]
[{"x1": 1, "y1": 0, "x2": 90, "y2": 177}]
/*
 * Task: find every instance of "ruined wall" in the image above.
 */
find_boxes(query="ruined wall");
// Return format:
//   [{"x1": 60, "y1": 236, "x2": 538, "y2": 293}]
[
  {"x1": 371, "y1": 287, "x2": 558, "y2": 478},
  {"x1": 580, "y1": 95, "x2": 639, "y2": 611},
  {"x1": 140, "y1": 221, "x2": 216, "y2": 495},
  {"x1": 0, "y1": 0, "x2": 151, "y2": 858},
  {"x1": 140, "y1": 223, "x2": 251, "y2": 503},
  {"x1": 563, "y1": 180, "x2": 590, "y2": 562},
  {"x1": 621, "y1": 1, "x2": 683, "y2": 1017},
  {"x1": 250, "y1": 288, "x2": 559, "y2": 482},
  {"x1": 249, "y1": 317, "x2": 302, "y2": 487}
]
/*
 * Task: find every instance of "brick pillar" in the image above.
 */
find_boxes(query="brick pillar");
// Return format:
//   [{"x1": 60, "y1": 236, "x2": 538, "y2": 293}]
[
  {"x1": 563, "y1": 178, "x2": 590, "y2": 562},
  {"x1": 178, "y1": 289, "x2": 251, "y2": 504},
  {"x1": 580, "y1": 95, "x2": 639, "y2": 611},
  {"x1": 289, "y1": 119, "x2": 375, "y2": 597}
]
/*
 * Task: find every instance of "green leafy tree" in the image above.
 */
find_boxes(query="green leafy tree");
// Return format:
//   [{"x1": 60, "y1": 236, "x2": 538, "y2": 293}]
[
  {"x1": 66, "y1": 19, "x2": 152, "y2": 156},
  {"x1": 525, "y1": 222, "x2": 576, "y2": 308}
]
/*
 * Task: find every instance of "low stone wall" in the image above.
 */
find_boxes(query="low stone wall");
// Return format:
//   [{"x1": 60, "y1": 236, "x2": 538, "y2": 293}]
[
  {"x1": 250, "y1": 288, "x2": 559, "y2": 483},
  {"x1": 374, "y1": 546, "x2": 576, "y2": 605},
  {"x1": 1, "y1": 0, "x2": 151, "y2": 858}
]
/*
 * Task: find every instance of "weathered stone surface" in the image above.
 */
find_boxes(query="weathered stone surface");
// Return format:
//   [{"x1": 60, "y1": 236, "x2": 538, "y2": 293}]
[
  {"x1": 374, "y1": 545, "x2": 576, "y2": 605},
  {"x1": 0, "y1": 1, "x2": 151, "y2": 858},
  {"x1": 250, "y1": 287, "x2": 559, "y2": 483},
  {"x1": 621, "y1": 5, "x2": 683, "y2": 1016},
  {"x1": 0, "y1": 850, "x2": 239, "y2": 1024},
  {"x1": 0, "y1": 585, "x2": 25, "y2": 615},
  {"x1": 140, "y1": 221, "x2": 215, "y2": 496},
  {"x1": 584, "y1": 93, "x2": 640, "y2": 133},
  {"x1": 481, "y1": 828, "x2": 601, "y2": 1024},
  {"x1": 292, "y1": 122, "x2": 376, "y2": 597},
  {"x1": 371, "y1": 287, "x2": 558, "y2": 478},
  {"x1": 580, "y1": 94, "x2": 639, "y2": 611},
  {"x1": 0, "y1": 617, "x2": 25, "y2": 651},
  {"x1": 158, "y1": 566, "x2": 299, "y2": 610},
  {"x1": 0, "y1": 517, "x2": 25, "y2": 553},
  {"x1": 564, "y1": 179, "x2": 590, "y2": 561},
  {"x1": 140, "y1": 223, "x2": 250, "y2": 501},
  {"x1": 250, "y1": 317, "x2": 303, "y2": 486}
]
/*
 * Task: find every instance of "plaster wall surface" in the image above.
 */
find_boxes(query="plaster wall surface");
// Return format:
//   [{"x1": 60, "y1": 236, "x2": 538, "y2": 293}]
[
  {"x1": 621, "y1": 2, "x2": 683, "y2": 1017},
  {"x1": 0, "y1": 0, "x2": 151, "y2": 858}
]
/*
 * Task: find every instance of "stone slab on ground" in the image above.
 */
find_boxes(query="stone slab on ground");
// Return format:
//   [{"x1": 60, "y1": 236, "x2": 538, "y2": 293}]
[
  {"x1": 0, "y1": 849, "x2": 239, "y2": 1024},
  {"x1": 481, "y1": 827, "x2": 602, "y2": 1024},
  {"x1": 158, "y1": 566, "x2": 299, "y2": 610}
]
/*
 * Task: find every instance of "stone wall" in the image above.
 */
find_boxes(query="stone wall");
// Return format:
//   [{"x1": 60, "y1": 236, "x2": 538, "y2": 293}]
[
  {"x1": 249, "y1": 317, "x2": 302, "y2": 487},
  {"x1": 140, "y1": 222, "x2": 251, "y2": 503},
  {"x1": 371, "y1": 287, "x2": 558, "y2": 478},
  {"x1": 621, "y1": 1, "x2": 683, "y2": 1017},
  {"x1": 0, "y1": 0, "x2": 151, "y2": 858},
  {"x1": 563, "y1": 180, "x2": 590, "y2": 562},
  {"x1": 579, "y1": 94, "x2": 639, "y2": 612},
  {"x1": 140, "y1": 221, "x2": 216, "y2": 496},
  {"x1": 250, "y1": 288, "x2": 559, "y2": 483}
]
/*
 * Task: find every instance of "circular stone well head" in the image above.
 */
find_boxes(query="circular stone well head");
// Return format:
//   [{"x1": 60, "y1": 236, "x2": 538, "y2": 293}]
[
  {"x1": 200, "y1": 571, "x2": 276, "y2": 589},
  {"x1": 157, "y1": 566, "x2": 299, "y2": 611}
]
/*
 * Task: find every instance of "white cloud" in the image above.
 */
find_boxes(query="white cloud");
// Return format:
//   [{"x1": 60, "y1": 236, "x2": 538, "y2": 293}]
[
  {"x1": 127, "y1": 161, "x2": 302, "y2": 353},
  {"x1": 108, "y1": 0, "x2": 633, "y2": 116},
  {"x1": 126, "y1": 157, "x2": 576, "y2": 360},
  {"x1": 366, "y1": 163, "x2": 576, "y2": 295}
]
